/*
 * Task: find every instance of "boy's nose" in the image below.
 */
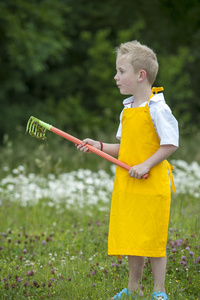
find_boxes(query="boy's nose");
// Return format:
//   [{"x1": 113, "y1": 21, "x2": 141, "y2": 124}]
[{"x1": 114, "y1": 73, "x2": 118, "y2": 80}]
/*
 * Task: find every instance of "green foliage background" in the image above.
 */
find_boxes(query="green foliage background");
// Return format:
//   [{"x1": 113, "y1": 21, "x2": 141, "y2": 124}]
[{"x1": 0, "y1": 0, "x2": 199, "y2": 140}]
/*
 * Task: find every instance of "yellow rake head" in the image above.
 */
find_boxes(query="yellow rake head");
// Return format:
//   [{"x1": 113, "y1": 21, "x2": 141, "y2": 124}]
[{"x1": 26, "y1": 116, "x2": 50, "y2": 140}]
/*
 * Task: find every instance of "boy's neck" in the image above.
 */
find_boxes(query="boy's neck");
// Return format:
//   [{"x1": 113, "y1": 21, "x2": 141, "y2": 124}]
[{"x1": 132, "y1": 87, "x2": 152, "y2": 107}]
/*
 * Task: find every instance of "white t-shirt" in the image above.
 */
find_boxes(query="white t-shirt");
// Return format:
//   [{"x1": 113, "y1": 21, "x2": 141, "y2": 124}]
[{"x1": 116, "y1": 93, "x2": 179, "y2": 147}]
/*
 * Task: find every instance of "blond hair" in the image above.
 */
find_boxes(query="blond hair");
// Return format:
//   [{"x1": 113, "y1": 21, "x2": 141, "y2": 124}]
[{"x1": 115, "y1": 40, "x2": 158, "y2": 85}]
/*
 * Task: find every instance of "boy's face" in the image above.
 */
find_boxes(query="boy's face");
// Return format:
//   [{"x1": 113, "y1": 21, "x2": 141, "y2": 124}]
[{"x1": 114, "y1": 55, "x2": 139, "y2": 95}]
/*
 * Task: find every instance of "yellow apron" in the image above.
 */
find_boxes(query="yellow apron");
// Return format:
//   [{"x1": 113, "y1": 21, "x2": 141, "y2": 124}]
[{"x1": 108, "y1": 88, "x2": 175, "y2": 258}]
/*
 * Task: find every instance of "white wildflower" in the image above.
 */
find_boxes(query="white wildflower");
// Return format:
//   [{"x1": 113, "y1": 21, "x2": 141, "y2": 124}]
[{"x1": 0, "y1": 160, "x2": 199, "y2": 209}]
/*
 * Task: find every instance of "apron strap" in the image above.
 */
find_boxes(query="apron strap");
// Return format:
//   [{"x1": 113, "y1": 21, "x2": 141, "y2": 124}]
[
  {"x1": 145, "y1": 87, "x2": 176, "y2": 193},
  {"x1": 166, "y1": 161, "x2": 176, "y2": 193},
  {"x1": 145, "y1": 87, "x2": 164, "y2": 107},
  {"x1": 152, "y1": 86, "x2": 164, "y2": 94}
]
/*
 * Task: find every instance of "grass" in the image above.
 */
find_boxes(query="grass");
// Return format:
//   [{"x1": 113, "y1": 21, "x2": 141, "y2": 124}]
[
  {"x1": 0, "y1": 195, "x2": 199, "y2": 299},
  {"x1": 0, "y1": 132, "x2": 199, "y2": 299},
  {"x1": 0, "y1": 166, "x2": 199, "y2": 299}
]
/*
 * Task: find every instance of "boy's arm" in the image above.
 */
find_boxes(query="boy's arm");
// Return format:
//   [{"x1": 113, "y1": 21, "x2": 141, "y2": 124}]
[
  {"x1": 76, "y1": 138, "x2": 120, "y2": 157},
  {"x1": 99, "y1": 142, "x2": 120, "y2": 157},
  {"x1": 129, "y1": 144, "x2": 178, "y2": 179}
]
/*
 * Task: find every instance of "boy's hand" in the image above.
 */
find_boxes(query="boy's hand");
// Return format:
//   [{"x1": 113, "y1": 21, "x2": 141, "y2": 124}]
[
  {"x1": 76, "y1": 138, "x2": 100, "y2": 153},
  {"x1": 128, "y1": 163, "x2": 150, "y2": 179}
]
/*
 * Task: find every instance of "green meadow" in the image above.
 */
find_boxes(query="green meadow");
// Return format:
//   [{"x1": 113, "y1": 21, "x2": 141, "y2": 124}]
[{"x1": 0, "y1": 134, "x2": 199, "y2": 300}]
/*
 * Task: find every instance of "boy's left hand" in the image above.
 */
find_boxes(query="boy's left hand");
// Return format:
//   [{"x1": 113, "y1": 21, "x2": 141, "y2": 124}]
[
  {"x1": 128, "y1": 163, "x2": 150, "y2": 179},
  {"x1": 128, "y1": 145, "x2": 178, "y2": 179}
]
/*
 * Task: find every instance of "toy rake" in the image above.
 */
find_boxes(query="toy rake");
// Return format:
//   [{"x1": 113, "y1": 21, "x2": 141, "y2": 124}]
[{"x1": 26, "y1": 116, "x2": 148, "y2": 179}]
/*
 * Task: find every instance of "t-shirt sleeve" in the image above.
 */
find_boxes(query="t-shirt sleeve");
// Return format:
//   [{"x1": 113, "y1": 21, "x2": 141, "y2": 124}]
[
  {"x1": 116, "y1": 110, "x2": 123, "y2": 140},
  {"x1": 151, "y1": 103, "x2": 179, "y2": 147}
]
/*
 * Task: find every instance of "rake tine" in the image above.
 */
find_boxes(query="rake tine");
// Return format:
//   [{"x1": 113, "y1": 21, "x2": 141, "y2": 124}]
[
  {"x1": 30, "y1": 121, "x2": 36, "y2": 137},
  {"x1": 42, "y1": 128, "x2": 47, "y2": 140},
  {"x1": 34, "y1": 122, "x2": 39, "y2": 137},
  {"x1": 26, "y1": 117, "x2": 34, "y2": 136},
  {"x1": 26, "y1": 117, "x2": 32, "y2": 134},
  {"x1": 34, "y1": 122, "x2": 39, "y2": 138},
  {"x1": 37, "y1": 126, "x2": 43, "y2": 139},
  {"x1": 28, "y1": 117, "x2": 36, "y2": 135}
]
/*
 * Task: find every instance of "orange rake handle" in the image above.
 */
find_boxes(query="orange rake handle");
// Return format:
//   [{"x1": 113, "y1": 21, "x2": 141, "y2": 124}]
[{"x1": 51, "y1": 126, "x2": 148, "y2": 179}]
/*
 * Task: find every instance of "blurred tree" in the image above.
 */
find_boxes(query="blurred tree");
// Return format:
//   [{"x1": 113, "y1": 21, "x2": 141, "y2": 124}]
[
  {"x1": 158, "y1": 47, "x2": 194, "y2": 127},
  {"x1": 156, "y1": 0, "x2": 200, "y2": 132},
  {"x1": 0, "y1": 0, "x2": 199, "y2": 141},
  {"x1": 0, "y1": 0, "x2": 71, "y2": 137}
]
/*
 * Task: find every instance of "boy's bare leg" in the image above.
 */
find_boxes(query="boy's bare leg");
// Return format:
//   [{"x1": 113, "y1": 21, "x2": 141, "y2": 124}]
[
  {"x1": 150, "y1": 253, "x2": 167, "y2": 292},
  {"x1": 128, "y1": 256, "x2": 145, "y2": 297}
]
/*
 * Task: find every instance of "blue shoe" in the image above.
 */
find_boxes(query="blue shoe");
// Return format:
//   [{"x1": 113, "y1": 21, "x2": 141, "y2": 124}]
[
  {"x1": 113, "y1": 288, "x2": 135, "y2": 299},
  {"x1": 152, "y1": 291, "x2": 169, "y2": 300}
]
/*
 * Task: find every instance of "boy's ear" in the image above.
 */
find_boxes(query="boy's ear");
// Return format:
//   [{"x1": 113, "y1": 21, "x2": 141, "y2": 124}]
[{"x1": 138, "y1": 70, "x2": 147, "y2": 82}]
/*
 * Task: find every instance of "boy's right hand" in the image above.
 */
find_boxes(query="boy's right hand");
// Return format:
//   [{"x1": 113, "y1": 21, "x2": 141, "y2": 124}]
[{"x1": 76, "y1": 138, "x2": 100, "y2": 153}]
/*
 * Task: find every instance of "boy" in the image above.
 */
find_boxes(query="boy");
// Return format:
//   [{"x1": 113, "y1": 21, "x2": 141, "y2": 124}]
[{"x1": 77, "y1": 40, "x2": 179, "y2": 300}]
